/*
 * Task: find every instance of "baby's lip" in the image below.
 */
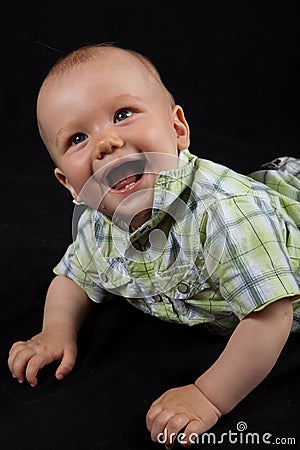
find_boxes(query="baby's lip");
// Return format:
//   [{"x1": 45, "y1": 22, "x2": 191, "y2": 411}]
[
  {"x1": 106, "y1": 159, "x2": 145, "y2": 189},
  {"x1": 94, "y1": 155, "x2": 146, "y2": 188}
]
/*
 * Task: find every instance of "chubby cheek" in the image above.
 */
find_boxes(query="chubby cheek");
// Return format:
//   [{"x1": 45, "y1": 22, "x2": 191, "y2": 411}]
[
  {"x1": 132, "y1": 118, "x2": 176, "y2": 153},
  {"x1": 62, "y1": 157, "x2": 92, "y2": 194}
]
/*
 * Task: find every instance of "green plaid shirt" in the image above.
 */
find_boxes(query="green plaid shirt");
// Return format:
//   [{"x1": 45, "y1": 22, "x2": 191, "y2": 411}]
[{"x1": 54, "y1": 150, "x2": 300, "y2": 334}]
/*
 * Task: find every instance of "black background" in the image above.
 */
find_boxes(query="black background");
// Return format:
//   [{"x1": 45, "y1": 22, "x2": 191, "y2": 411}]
[{"x1": 0, "y1": 2, "x2": 299, "y2": 449}]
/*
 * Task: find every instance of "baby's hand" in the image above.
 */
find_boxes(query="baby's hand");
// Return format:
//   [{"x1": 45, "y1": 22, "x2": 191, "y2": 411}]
[
  {"x1": 8, "y1": 325, "x2": 77, "y2": 387},
  {"x1": 146, "y1": 384, "x2": 221, "y2": 448}
]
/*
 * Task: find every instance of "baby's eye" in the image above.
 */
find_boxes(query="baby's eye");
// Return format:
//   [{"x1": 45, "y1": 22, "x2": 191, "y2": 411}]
[
  {"x1": 71, "y1": 133, "x2": 88, "y2": 146},
  {"x1": 114, "y1": 109, "x2": 133, "y2": 123}
]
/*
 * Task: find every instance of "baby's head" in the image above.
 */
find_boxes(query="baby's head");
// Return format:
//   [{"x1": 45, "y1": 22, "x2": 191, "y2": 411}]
[{"x1": 37, "y1": 43, "x2": 190, "y2": 227}]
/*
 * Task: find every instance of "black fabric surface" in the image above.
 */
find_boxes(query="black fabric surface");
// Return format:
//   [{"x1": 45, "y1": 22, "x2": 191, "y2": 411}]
[
  {"x1": 1, "y1": 3, "x2": 300, "y2": 449},
  {"x1": 0, "y1": 295, "x2": 300, "y2": 449}
]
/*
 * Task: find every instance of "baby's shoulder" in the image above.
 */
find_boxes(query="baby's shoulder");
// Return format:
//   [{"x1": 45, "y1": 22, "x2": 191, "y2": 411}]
[{"x1": 193, "y1": 158, "x2": 255, "y2": 198}]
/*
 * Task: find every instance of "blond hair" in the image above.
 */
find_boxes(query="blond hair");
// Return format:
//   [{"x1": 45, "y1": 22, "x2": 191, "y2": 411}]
[{"x1": 40, "y1": 42, "x2": 175, "y2": 105}]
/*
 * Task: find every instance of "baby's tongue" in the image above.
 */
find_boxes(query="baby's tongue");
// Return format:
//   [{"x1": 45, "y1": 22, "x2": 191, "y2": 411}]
[{"x1": 113, "y1": 174, "x2": 139, "y2": 190}]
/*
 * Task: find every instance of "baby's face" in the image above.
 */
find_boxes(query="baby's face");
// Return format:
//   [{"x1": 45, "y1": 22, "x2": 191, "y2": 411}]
[{"x1": 37, "y1": 49, "x2": 189, "y2": 226}]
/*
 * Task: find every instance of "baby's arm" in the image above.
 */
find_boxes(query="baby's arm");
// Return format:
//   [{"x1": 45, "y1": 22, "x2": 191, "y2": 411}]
[
  {"x1": 8, "y1": 275, "x2": 93, "y2": 387},
  {"x1": 146, "y1": 298, "x2": 293, "y2": 448}
]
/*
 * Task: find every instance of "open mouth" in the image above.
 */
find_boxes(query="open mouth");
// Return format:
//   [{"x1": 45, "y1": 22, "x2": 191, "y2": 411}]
[{"x1": 106, "y1": 159, "x2": 145, "y2": 191}]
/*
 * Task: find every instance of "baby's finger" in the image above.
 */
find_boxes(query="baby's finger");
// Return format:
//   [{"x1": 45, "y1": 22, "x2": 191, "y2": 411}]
[
  {"x1": 8, "y1": 341, "x2": 28, "y2": 369},
  {"x1": 146, "y1": 403, "x2": 163, "y2": 431},
  {"x1": 8, "y1": 345, "x2": 37, "y2": 383},
  {"x1": 164, "y1": 414, "x2": 190, "y2": 448},
  {"x1": 55, "y1": 347, "x2": 77, "y2": 380},
  {"x1": 25, "y1": 352, "x2": 55, "y2": 387},
  {"x1": 8, "y1": 341, "x2": 27, "y2": 356},
  {"x1": 181, "y1": 420, "x2": 204, "y2": 448},
  {"x1": 150, "y1": 409, "x2": 175, "y2": 443}
]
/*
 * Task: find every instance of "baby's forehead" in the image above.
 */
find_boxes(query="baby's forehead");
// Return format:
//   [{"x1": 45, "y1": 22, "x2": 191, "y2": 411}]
[
  {"x1": 42, "y1": 47, "x2": 165, "y2": 95},
  {"x1": 49, "y1": 48, "x2": 151, "y2": 83},
  {"x1": 37, "y1": 47, "x2": 173, "y2": 114}
]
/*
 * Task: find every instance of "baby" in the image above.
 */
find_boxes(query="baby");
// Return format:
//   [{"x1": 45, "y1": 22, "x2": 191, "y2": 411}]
[{"x1": 8, "y1": 43, "x2": 300, "y2": 448}]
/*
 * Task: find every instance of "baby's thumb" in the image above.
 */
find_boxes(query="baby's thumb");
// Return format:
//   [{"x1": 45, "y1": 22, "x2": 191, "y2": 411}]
[{"x1": 55, "y1": 347, "x2": 77, "y2": 380}]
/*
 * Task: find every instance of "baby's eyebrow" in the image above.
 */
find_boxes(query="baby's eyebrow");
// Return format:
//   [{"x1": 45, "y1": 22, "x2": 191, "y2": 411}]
[
  {"x1": 55, "y1": 123, "x2": 78, "y2": 147},
  {"x1": 55, "y1": 127, "x2": 68, "y2": 147},
  {"x1": 112, "y1": 93, "x2": 143, "y2": 103}
]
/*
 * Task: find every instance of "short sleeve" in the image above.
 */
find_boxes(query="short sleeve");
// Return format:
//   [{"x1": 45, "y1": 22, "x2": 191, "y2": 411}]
[
  {"x1": 204, "y1": 195, "x2": 300, "y2": 319},
  {"x1": 53, "y1": 208, "x2": 112, "y2": 303}
]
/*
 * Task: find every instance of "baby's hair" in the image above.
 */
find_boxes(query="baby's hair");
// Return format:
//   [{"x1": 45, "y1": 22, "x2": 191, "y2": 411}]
[{"x1": 42, "y1": 42, "x2": 175, "y2": 105}]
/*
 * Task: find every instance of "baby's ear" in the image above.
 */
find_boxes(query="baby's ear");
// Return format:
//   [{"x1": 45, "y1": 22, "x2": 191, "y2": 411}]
[
  {"x1": 54, "y1": 168, "x2": 80, "y2": 202},
  {"x1": 173, "y1": 105, "x2": 190, "y2": 150}
]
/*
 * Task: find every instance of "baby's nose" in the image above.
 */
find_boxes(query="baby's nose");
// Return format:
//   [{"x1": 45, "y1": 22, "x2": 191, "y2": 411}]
[{"x1": 94, "y1": 134, "x2": 124, "y2": 159}]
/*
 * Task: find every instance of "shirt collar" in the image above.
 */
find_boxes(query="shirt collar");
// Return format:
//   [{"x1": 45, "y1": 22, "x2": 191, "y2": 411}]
[{"x1": 130, "y1": 149, "x2": 197, "y2": 239}]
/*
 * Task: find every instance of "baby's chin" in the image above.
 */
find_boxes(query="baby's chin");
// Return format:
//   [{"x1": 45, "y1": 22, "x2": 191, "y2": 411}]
[{"x1": 100, "y1": 189, "x2": 154, "y2": 229}]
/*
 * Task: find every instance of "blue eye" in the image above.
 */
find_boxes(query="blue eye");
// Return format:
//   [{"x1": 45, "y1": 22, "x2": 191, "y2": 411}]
[
  {"x1": 114, "y1": 109, "x2": 132, "y2": 123},
  {"x1": 71, "y1": 133, "x2": 87, "y2": 146}
]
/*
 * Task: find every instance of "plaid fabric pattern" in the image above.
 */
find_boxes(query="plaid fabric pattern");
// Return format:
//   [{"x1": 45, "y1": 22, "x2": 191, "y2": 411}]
[
  {"x1": 260, "y1": 156, "x2": 300, "y2": 176},
  {"x1": 54, "y1": 150, "x2": 300, "y2": 334}
]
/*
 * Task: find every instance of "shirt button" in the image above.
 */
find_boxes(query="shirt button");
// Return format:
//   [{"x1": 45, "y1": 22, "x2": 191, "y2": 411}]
[
  {"x1": 152, "y1": 294, "x2": 162, "y2": 302},
  {"x1": 100, "y1": 273, "x2": 108, "y2": 283},
  {"x1": 178, "y1": 282, "x2": 189, "y2": 294}
]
